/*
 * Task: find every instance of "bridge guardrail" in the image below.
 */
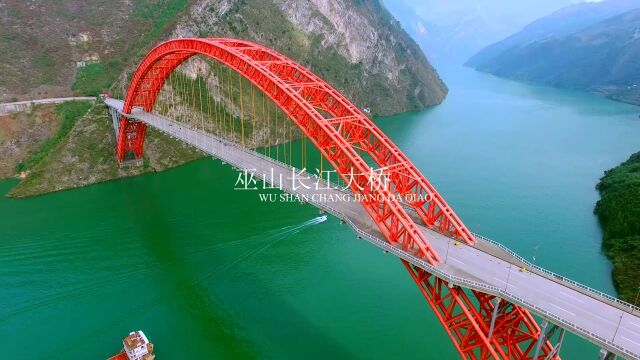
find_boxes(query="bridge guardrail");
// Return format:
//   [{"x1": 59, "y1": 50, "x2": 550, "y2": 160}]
[
  {"x1": 334, "y1": 214, "x2": 638, "y2": 360},
  {"x1": 127, "y1": 106, "x2": 640, "y2": 314},
  {"x1": 472, "y1": 232, "x2": 640, "y2": 315},
  {"x1": 115, "y1": 104, "x2": 639, "y2": 360}
]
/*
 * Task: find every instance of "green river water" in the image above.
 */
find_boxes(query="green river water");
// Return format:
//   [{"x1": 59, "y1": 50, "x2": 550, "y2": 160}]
[{"x1": 2, "y1": 66, "x2": 640, "y2": 359}]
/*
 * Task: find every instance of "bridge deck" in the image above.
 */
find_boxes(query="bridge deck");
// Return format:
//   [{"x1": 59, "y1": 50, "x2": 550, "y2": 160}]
[{"x1": 105, "y1": 98, "x2": 640, "y2": 359}]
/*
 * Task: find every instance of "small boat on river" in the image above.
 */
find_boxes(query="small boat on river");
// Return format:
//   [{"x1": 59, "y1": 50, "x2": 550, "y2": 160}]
[{"x1": 107, "y1": 330, "x2": 155, "y2": 360}]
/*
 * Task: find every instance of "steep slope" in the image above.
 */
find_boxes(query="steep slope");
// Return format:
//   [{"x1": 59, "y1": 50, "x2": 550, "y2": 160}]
[
  {"x1": 1, "y1": 0, "x2": 445, "y2": 115},
  {"x1": 595, "y1": 151, "x2": 640, "y2": 305},
  {"x1": 3, "y1": 0, "x2": 446, "y2": 197},
  {"x1": 112, "y1": 0, "x2": 446, "y2": 116},
  {"x1": 467, "y1": 8, "x2": 640, "y2": 104},
  {"x1": 466, "y1": 0, "x2": 640, "y2": 68},
  {"x1": 0, "y1": 0, "x2": 194, "y2": 101},
  {"x1": 0, "y1": 104, "x2": 63, "y2": 179},
  {"x1": 8, "y1": 103, "x2": 204, "y2": 197}
]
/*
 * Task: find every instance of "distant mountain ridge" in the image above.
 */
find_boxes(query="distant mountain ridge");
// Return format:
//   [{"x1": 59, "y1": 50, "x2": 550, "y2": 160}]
[
  {"x1": 384, "y1": 0, "x2": 572, "y2": 65},
  {"x1": 466, "y1": 0, "x2": 640, "y2": 105},
  {"x1": 467, "y1": 0, "x2": 640, "y2": 68}
]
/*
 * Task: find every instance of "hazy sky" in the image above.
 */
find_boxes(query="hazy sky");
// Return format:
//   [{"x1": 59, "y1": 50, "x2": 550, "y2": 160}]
[{"x1": 384, "y1": 0, "x2": 589, "y2": 64}]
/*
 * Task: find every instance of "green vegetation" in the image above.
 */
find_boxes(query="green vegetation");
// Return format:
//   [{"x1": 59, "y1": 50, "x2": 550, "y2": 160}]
[
  {"x1": 467, "y1": 7, "x2": 640, "y2": 106},
  {"x1": 72, "y1": 62, "x2": 118, "y2": 96},
  {"x1": 15, "y1": 101, "x2": 92, "y2": 173},
  {"x1": 133, "y1": 0, "x2": 191, "y2": 44},
  {"x1": 4, "y1": 0, "x2": 445, "y2": 196},
  {"x1": 0, "y1": 104, "x2": 62, "y2": 179},
  {"x1": 595, "y1": 151, "x2": 640, "y2": 305},
  {"x1": 9, "y1": 103, "x2": 203, "y2": 198},
  {"x1": 35, "y1": 53, "x2": 56, "y2": 84},
  {"x1": 69, "y1": 0, "x2": 192, "y2": 97}
]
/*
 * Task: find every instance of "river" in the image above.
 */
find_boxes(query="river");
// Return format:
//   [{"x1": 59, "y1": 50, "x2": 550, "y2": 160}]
[{"x1": 1, "y1": 66, "x2": 639, "y2": 359}]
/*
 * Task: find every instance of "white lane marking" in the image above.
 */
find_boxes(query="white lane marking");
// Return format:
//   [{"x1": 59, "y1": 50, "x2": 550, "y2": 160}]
[
  {"x1": 589, "y1": 311, "x2": 620, "y2": 326},
  {"x1": 558, "y1": 291, "x2": 586, "y2": 304},
  {"x1": 493, "y1": 276, "x2": 507, "y2": 284},
  {"x1": 621, "y1": 335, "x2": 640, "y2": 346},
  {"x1": 549, "y1": 302, "x2": 576, "y2": 317},
  {"x1": 628, "y1": 321, "x2": 640, "y2": 330}
]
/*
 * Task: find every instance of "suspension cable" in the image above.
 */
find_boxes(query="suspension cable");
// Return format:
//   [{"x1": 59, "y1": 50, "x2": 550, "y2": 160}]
[
  {"x1": 262, "y1": 91, "x2": 266, "y2": 156},
  {"x1": 239, "y1": 72, "x2": 245, "y2": 148},
  {"x1": 198, "y1": 67, "x2": 204, "y2": 132},
  {"x1": 320, "y1": 144, "x2": 323, "y2": 175},
  {"x1": 267, "y1": 95, "x2": 272, "y2": 158},
  {"x1": 180, "y1": 67, "x2": 188, "y2": 125},
  {"x1": 289, "y1": 114, "x2": 292, "y2": 167},
  {"x1": 227, "y1": 66, "x2": 233, "y2": 141},
  {"x1": 206, "y1": 62, "x2": 213, "y2": 134},
  {"x1": 275, "y1": 103, "x2": 278, "y2": 161},
  {"x1": 282, "y1": 106, "x2": 287, "y2": 164},
  {"x1": 216, "y1": 62, "x2": 222, "y2": 137},
  {"x1": 250, "y1": 83, "x2": 255, "y2": 148},
  {"x1": 190, "y1": 68, "x2": 196, "y2": 128}
]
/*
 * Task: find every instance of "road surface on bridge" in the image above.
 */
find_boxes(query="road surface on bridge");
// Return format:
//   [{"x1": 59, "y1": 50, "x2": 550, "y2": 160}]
[{"x1": 106, "y1": 98, "x2": 640, "y2": 359}]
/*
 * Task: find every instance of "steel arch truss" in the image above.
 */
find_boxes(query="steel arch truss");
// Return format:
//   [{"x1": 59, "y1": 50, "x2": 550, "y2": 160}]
[
  {"x1": 118, "y1": 38, "x2": 556, "y2": 359},
  {"x1": 405, "y1": 262, "x2": 557, "y2": 359}
]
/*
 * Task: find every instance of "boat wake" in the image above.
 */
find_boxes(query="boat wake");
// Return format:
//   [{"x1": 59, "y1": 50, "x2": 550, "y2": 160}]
[{"x1": 197, "y1": 215, "x2": 328, "y2": 283}]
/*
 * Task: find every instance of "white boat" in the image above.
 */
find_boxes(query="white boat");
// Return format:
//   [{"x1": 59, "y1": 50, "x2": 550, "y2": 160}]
[{"x1": 108, "y1": 330, "x2": 155, "y2": 360}]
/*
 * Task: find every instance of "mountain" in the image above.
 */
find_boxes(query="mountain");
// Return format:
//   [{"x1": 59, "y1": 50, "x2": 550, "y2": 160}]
[
  {"x1": 0, "y1": 0, "x2": 446, "y2": 116},
  {"x1": 1, "y1": 0, "x2": 447, "y2": 197},
  {"x1": 384, "y1": 0, "x2": 573, "y2": 65},
  {"x1": 467, "y1": 0, "x2": 640, "y2": 68},
  {"x1": 467, "y1": 4, "x2": 640, "y2": 104}
]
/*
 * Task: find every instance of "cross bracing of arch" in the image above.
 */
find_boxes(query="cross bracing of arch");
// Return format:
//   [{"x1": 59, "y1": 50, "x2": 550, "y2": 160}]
[{"x1": 116, "y1": 38, "x2": 556, "y2": 359}]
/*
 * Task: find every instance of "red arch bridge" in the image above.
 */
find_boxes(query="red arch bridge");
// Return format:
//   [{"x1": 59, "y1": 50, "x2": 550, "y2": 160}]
[{"x1": 104, "y1": 38, "x2": 640, "y2": 359}]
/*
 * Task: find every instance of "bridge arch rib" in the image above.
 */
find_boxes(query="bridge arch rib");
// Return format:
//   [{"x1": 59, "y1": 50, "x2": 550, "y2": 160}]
[{"x1": 118, "y1": 38, "x2": 554, "y2": 359}]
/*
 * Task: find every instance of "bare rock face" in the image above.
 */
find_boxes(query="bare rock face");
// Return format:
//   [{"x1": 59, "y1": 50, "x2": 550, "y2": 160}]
[
  {"x1": 3, "y1": 0, "x2": 445, "y2": 115},
  {"x1": 170, "y1": 0, "x2": 447, "y2": 116}
]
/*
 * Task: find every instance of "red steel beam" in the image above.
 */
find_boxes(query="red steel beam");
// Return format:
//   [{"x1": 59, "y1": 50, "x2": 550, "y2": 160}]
[{"x1": 117, "y1": 38, "x2": 556, "y2": 359}]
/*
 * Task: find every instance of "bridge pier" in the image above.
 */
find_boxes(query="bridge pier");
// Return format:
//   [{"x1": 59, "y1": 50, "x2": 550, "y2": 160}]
[
  {"x1": 107, "y1": 105, "x2": 121, "y2": 136},
  {"x1": 105, "y1": 103, "x2": 146, "y2": 164}
]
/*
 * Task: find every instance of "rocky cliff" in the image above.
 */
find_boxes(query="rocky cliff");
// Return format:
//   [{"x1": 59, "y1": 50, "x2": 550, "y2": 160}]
[
  {"x1": 2, "y1": 0, "x2": 446, "y2": 115},
  {"x1": 133, "y1": 0, "x2": 446, "y2": 115},
  {"x1": 1, "y1": 0, "x2": 445, "y2": 197}
]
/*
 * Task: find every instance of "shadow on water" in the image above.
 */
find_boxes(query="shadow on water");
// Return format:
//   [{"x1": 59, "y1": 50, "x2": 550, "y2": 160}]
[
  {"x1": 117, "y1": 168, "x2": 357, "y2": 359},
  {"x1": 119, "y1": 179, "x2": 257, "y2": 358}
]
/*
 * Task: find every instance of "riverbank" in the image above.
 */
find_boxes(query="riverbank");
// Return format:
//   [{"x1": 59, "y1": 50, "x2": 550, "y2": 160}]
[
  {"x1": 595, "y1": 151, "x2": 640, "y2": 305},
  {"x1": 5, "y1": 102, "x2": 204, "y2": 198}
]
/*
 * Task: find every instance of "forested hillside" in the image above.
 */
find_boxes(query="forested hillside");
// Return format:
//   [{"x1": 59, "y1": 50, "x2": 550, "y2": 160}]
[
  {"x1": 595, "y1": 152, "x2": 640, "y2": 305},
  {"x1": 466, "y1": 0, "x2": 640, "y2": 105}
]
